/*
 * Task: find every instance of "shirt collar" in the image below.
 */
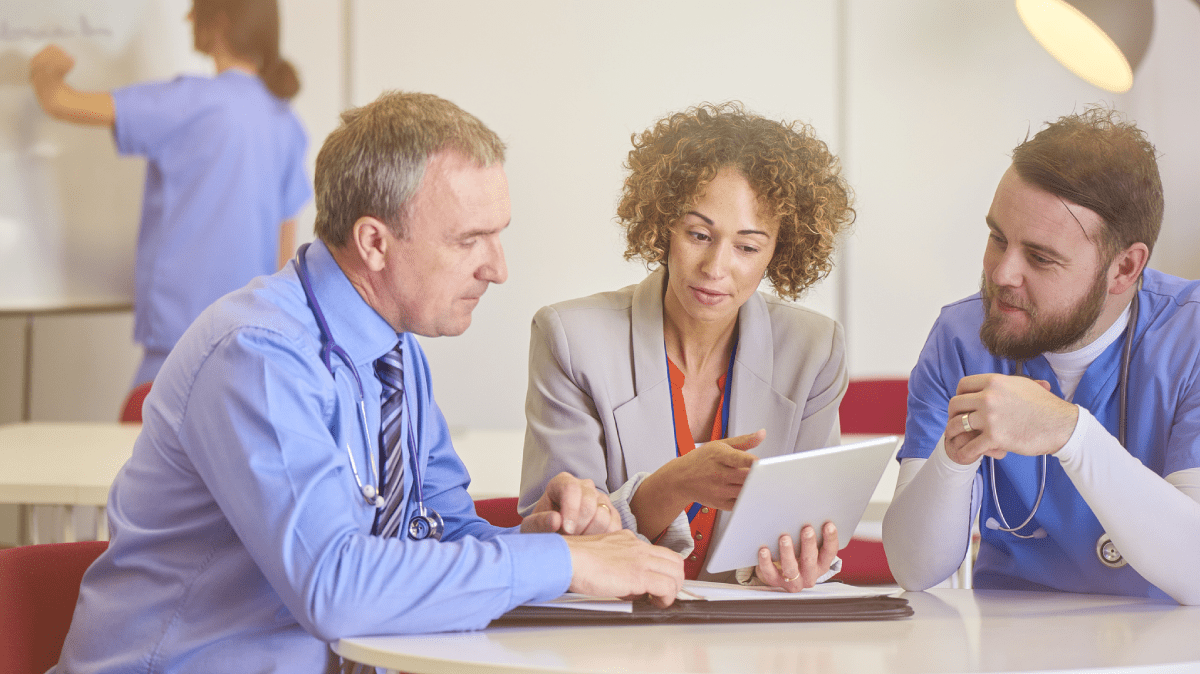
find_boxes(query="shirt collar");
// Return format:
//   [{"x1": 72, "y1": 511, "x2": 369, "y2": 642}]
[{"x1": 301, "y1": 240, "x2": 399, "y2": 367}]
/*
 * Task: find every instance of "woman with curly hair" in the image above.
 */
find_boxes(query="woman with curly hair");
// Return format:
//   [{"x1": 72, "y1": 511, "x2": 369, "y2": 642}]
[{"x1": 518, "y1": 102, "x2": 855, "y2": 590}]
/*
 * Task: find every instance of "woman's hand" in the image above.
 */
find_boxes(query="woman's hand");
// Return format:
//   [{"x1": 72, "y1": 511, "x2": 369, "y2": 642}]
[
  {"x1": 754, "y1": 522, "x2": 839, "y2": 592},
  {"x1": 28, "y1": 44, "x2": 115, "y2": 126},
  {"x1": 629, "y1": 430, "x2": 764, "y2": 539},
  {"x1": 30, "y1": 45, "x2": 75, "y2": 94},
  {"x1": 669, "y1": 429, "x2": 764, "y2": 510}
]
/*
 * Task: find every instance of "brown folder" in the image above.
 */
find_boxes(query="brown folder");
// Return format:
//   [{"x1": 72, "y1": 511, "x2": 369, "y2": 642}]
[{"x1": 491, "y1": 594, "x2": 912, "y2": 626}]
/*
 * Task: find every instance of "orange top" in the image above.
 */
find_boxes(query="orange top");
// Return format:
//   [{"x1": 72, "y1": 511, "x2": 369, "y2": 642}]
[{"x1": 666, "y1": 358, "x2": 727, "y2": 580}]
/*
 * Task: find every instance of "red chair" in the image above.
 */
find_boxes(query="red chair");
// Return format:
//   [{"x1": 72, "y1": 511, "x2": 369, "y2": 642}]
[
  {"x1": 119, "y1": 381, "x2": 153, "y2": 423},
  {"x1": 833, "y1": 378, "x2": 909, "y2": 585},
  {"x1": 838, "y1": 377, "x2": 908, "y2": 435},
  {"x1": 0, "y1": 541, "x2": 108, "y2": 674},
  {"x1": 474, "y1": 497, "x2": 523, "y2": 528}
]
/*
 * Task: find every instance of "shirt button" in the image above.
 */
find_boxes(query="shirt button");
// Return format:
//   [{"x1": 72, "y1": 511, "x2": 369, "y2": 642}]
[
  {"x1": 695, "y1": 532, "x2": 703, "y2": 540},
  {"x1": 689, "y1": 554, "x2": 698, "y2": 561},
  {"x1": 701, "y1": 507, "x2": 710, "y2": 514}
]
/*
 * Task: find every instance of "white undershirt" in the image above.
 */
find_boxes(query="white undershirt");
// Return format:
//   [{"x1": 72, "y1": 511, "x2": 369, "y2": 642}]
[
  {"x1": 882, "y1": 303, "x2": 1200, "y2": 605},
  {"x1": 1043, "y1": 302, "x2": 1130, "y2": 401}
]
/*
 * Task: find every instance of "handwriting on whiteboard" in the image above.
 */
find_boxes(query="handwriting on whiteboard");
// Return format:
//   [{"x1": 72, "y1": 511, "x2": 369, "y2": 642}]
[{"x1": 0, "y1": 15, "x2": 112, "y2": 41}]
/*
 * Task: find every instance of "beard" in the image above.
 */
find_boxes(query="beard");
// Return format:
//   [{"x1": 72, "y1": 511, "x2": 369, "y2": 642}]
[{"x1": 978, "y1": 269, "x2": 1109, "y2": 361}]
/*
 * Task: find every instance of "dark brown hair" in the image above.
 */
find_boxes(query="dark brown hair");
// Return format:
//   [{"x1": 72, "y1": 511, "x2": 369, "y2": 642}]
[
  {"x1": 193, "y1": 0, "x2": 300, "y2": 99},
  {"x1": 1011, "y1": 106, "x2": 1163, "y2": 260}
]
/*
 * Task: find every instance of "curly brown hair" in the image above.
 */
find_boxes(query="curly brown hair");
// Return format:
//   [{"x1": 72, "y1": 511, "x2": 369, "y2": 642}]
[{"x1": 617, "y1": 102, "x2": 854, "y2": 300}]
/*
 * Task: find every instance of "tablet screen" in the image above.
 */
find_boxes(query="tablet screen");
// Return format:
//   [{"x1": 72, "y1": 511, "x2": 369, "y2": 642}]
[{"x1": 704, "y1": 435, "x2": 900, "y2": 575}]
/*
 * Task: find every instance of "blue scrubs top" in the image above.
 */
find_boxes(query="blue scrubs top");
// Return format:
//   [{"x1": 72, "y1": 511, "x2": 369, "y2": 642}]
[
  {"x1": 113, "y1": 70, "x2": 312, "y2": 355},
  {"x1": 54, "y1": 241, "x2": 572, "y2": 673},
  {"x1": 903, "y1": 268, "x2": 1200, "y2": 599}
]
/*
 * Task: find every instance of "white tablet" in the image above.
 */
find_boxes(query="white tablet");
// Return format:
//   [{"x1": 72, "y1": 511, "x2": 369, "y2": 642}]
[{"x1": 704, "y1": 435, "x2": 901, "y2": 575}]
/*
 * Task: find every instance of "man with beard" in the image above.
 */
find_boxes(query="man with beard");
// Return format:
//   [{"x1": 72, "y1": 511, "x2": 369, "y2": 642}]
[{"x1": 882, "y1": 107, "x2": 1200, "y2": 605}]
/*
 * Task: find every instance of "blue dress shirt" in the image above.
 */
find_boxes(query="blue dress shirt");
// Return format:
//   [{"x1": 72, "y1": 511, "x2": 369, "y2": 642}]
[
  {"x1": 54, "y1": 241, "x2": 572, "y2": 674},
  {"x1": 902, "y1": 268, "x2": 1200, "y2": 599}
]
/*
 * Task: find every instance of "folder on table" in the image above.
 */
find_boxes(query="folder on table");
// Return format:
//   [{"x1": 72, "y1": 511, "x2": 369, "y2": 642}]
[{"x1": 490, "y1": 581, "x2": 912, "y2": 626}]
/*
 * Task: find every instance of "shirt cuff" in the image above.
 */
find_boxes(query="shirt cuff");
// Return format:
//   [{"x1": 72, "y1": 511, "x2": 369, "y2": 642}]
[
  {"x1": 1052, "y1": 405, "x2": 1091, "y2": 466},
  {"x1": 930, "y1": 435, "x2": 983, "y2": 479},
  {"x1": 611, "y1": 472, "x2": 694, "y2": 556},
  {"x1": 499, "y1": 532, "x2": 574, "y2": 605}
]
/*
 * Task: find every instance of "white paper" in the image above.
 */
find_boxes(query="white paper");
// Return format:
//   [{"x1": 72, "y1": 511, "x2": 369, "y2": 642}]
[{"x1": 528, "y1": 580, "x2": 895, "y2": 613}]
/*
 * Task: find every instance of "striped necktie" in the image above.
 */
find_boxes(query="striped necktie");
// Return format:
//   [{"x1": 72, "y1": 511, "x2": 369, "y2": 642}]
[{"x1": 373, "y1": 344, "x2": 407, "y2": 538}]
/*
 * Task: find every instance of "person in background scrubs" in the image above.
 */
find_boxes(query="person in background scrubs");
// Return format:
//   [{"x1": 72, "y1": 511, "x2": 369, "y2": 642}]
[
  {"x1": 29, "y1": 0, "x2": 312, "y2": 388},
  {"x1": 884, "y1": 106, "x2": 1200, "y2": 605}
]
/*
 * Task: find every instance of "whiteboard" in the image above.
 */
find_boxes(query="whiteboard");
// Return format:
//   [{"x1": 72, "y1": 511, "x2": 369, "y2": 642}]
[{"x1": 0, "y1": 0, "x2": 210, "y2": 307}]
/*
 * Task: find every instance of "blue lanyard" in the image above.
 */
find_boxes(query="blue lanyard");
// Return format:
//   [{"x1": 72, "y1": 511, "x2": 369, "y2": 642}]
[{"x1": 665, "y1": 333, "x2": 738, "y2": 521}]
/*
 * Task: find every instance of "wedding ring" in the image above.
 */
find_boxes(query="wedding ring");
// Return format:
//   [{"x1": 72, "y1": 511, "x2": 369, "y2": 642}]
[
  {"x1": 783, "y1": 572, "x2": 801, "y2": 583},
  {"x1": 962, "y1": 413, "x2": 974, "y2": 433}
]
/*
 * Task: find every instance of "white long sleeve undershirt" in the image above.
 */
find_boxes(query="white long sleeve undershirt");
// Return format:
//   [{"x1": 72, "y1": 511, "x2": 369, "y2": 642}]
[{"x1": 883, "y1": 409, "x2": 1200, "y2": 604}]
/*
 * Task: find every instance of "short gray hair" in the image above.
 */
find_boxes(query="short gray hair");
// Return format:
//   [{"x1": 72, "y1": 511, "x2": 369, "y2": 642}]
[{"x1": 313, "y1": 91, "x2": 506, "y2": 246}]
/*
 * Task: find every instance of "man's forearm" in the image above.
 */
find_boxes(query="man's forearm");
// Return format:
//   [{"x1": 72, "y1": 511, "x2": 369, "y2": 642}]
[
  {"x1": 1058, "y1": 409, "x2": 1200, "y2": 605},
  {"x1": 883, "y1": 439, "x2": 979, "y2": 590}
]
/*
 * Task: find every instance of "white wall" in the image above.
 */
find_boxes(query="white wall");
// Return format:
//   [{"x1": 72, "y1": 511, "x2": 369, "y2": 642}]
[
  {"x1": 351, "y1": 0, "x2": 842, "y2": 430},
  {"x1": 1, "y1": 0, "x2": 1198, "y2": 539},
  {"x1": 843, "y1": 0, "x2": 1200, "y2": 379},
  {"x1": 2, "y1": 0, "x2": 1197, "y2": 421}
]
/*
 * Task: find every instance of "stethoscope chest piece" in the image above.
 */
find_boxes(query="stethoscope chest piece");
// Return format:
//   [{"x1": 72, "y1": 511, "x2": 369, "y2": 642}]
[
  {"x1": 1096, "y1": 532, "x2": 1127, "y2": 569},
  {"x1": 408, "y1": 507, "x2": 444, "y2": 541}
]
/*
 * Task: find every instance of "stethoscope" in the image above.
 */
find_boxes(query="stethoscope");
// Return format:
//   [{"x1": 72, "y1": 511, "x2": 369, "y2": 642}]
[
  {"x1": 985, "y1": 288, "x2": 1138, "y2": 569},
  {"x1": 294, "y1": 243, "x2": 443, "y2": 541}
]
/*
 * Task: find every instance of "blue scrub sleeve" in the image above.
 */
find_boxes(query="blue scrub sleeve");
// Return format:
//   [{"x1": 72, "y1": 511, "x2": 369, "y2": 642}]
[
  {"x1": 902, "y1": 312, "x2": 961, "y2": 460},
  {"x1": 280, "y1": 119, "x2": 312, "y2": 219},
  {"x1": 111, "y1": 78, "x2": 193, "y2": 159}
]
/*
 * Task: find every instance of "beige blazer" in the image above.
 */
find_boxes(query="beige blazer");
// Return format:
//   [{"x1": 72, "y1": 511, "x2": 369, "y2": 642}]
[{"x1": 519, "y1": 267, "x2": 848, "y2": 546}]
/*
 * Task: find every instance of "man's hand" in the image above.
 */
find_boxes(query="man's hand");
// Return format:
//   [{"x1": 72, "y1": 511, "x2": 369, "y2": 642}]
[
  {"x1": 521, "y1": 472, "x2": 619, "y2": 535},
  {"x1": 564, "y1": 529, "x2": 684, "y2": 608},
  {"x1": 754, "y1": 522, "x2": 839, "y2": 591},
  {"x1": 944, "y1": 373, "x2": 1078, "y2": 465}
]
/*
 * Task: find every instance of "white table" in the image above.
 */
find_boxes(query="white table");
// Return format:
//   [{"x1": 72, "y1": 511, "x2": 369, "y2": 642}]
[
  {"x1": 0, "y1": 424, "x2": 532, "y2": 545},
  {"x1": 0, "y1": 422, "x2": 141, "y2": 544},
  {"x1": 335, "y1": 588, "x2": 1200, "y2": 674}
]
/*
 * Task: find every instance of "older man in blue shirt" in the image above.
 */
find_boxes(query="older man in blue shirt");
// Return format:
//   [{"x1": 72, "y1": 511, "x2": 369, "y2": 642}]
[{"x1": 52, "y1": 92, "x2": 683, "y2": 674}]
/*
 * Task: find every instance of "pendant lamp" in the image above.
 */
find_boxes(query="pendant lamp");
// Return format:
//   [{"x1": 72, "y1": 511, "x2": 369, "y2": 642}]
[{"x1": 1015, "y1": 0, "x2": 1154, "y2": 93}]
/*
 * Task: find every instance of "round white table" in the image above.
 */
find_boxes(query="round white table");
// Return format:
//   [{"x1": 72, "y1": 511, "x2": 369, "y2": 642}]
[{"x1": 335, "y1": 588, "x2": 1200, "y2": 674}]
